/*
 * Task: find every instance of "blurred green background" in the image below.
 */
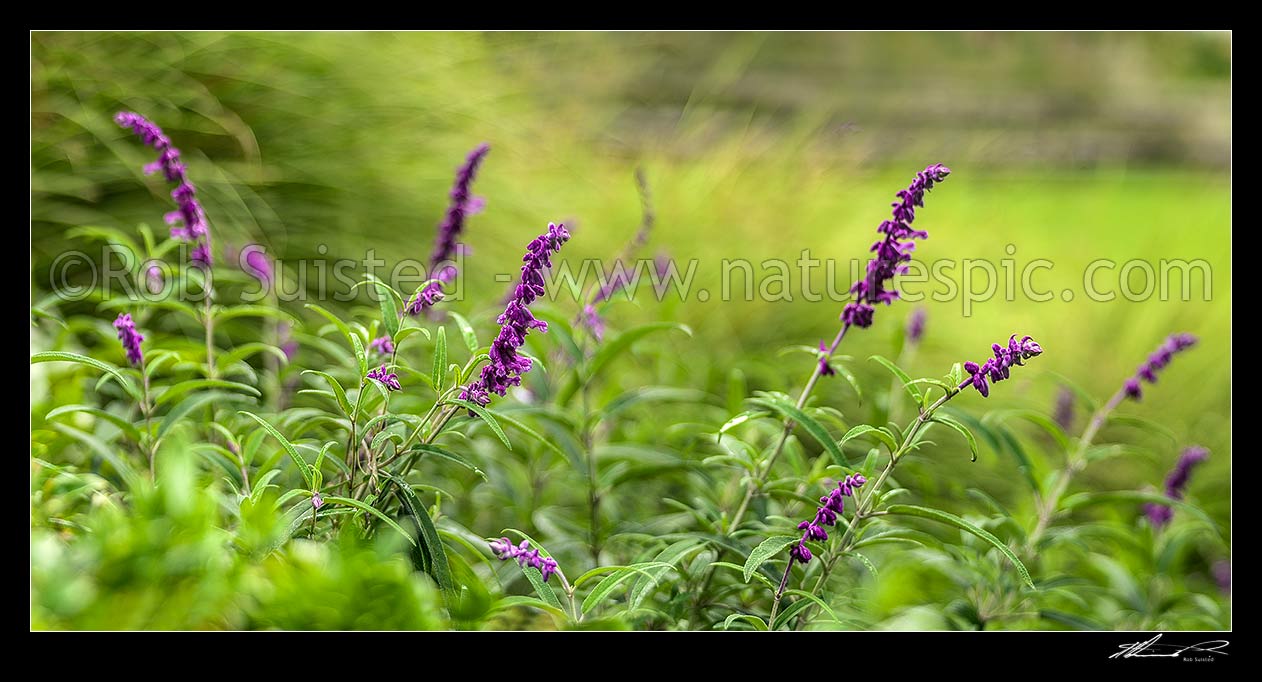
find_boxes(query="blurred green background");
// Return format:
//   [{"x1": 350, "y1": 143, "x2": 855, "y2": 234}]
[{"x1": 31, "y1": 31, "x2": 1231, "y2": 533}]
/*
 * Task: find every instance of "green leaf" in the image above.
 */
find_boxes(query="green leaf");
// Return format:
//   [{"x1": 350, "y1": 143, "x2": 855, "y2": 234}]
[
  {"x1": 302, "y1": 370, "x2": 352, "y2": 417},
  {"x1": 431, "y1": 326, "x2": 447, "y2": 392},
  {"x1": 323, "y1": 495, "x2": 416, "y2": 547},
  {"x1": 394, "y1": 325, "x2": 431, "y2": 343},
  {"x1": 375, "y1": 280, "x2": 400, "y2": 338},
  {"x1": 407, "y1": 444, "x2": 487, "y2": 480},
  {"x1": 44, "y1": 404, "x2": 141, "y2": 440},
  {"x1": 717, "y1": 410, "x2": 769, "y2": 443},
  {"x1": 869, "y1": 355, "x2": 922, "y2": 404},
  {"x1": 584, "y1": 322, "x2": 692, "y2": 385},
  {"x1": 581, "y1": 563, "x2": 674, "y2": 615},
  {"x1": 216, "y1": 343, "x2": 290, "y2": 373},
  {"x1": 487, "y1": 410, "x2": 566, "y2": 460},
  {"x1": 501, "y1": 528, "x2": 564, "y2": 610},
  {"x1": 722, "y1": 613, "x2": 768, "y2": 631},
  {"x1": 239, "y1": 411, "x2": 315, "y2": 489},
  {"x1": 31, "y1": 351, "x2": 140, "y2": 400},
  {"x1": 349, "y1": 332, "x2": 368, "y2": 378},
  {"x1": 930, "y1": 414, "x2": 979, "y2": 462},
  {"x1": 840, "y1": 424, "x2": 898, "y2": 453},
  {"x1": 783, "y1": 588, "x2": 842, "y2": 624},
  {"x1": 490, "y1": 596, "x2": 569, "y2": 622},
  {"x1": 446, "y1": 311, "x2": 479, "y2": 353},
  {"x1": 1061, "y1": 491, "x2": 1219, "y2": 531},
  {"x1": 214, "y1": 305, "x2": 297, "y2": 324},
  {"x1": 742, "y1": 535, "x2": 799, "y2": 583},
  {"x1": 153, "y1": 379, "x2": 261, "y2": 407},
  {"x1": 747, "y1": 394, "x2": 847, "y2": 468},
  {"x1": 159, "y1": 391, "x2": 241, "y2": 438},
  {"x1": 983, "y1": 409, "x2": 1071, "y2": 452},
  {"x1": 884, "y1": 504, "x2": 1034, "y2": 588},
  {"x1": 628, "y1": 540, "x2": 705, "y2": 611},
  {"x1": 833, "y1": 363, "x2": 864, "y2": 405},
  {"x1": 382, "y1": 472, "x2": 456, "y2": 601},
  {"x1": 49, "y1": 423, "x2": 141, "y2": 490},
  {"x1": 444, "y1": 399, "x2": 512, "y2": 450}
]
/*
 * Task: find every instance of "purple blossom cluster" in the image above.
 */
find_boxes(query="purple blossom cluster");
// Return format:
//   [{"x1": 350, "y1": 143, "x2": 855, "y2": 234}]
[
  {"x1": 489, "y1": 537, "x2": 559, "y2": 582},
  {"x1": 114, "y1": 112, "x2": 213, "y2": 268},
  {"x1": 906, "y1": 308, "x2": 927, "y2": 344},
  {"x1": 113, "y1": 313, "x2": 145, "y2": 366},
  {"x1": 460, "y1": 223, "x2": 570, "y2": 406},
  {"x1": 407, "y1": 143, "x2": 490, "y2": 315},
  {"x1": 962, "y1": 335, "x2": 1043, "y2": 398},
  {"x1": 1144, "y1": 446, "x2": 1209, "y2": 527},
  {"x1": 842, "y1": 164, "x2": 950, "y2": 329},
  {"x1": 789, "y1": 474, "x2": 867, "y2": 564},
  {"x1": 366, "y1": 365, "x2": 401, "y2": 391},
  {"x1": 370, "y1": 336, "x2": 395, "y2": 356},
  {"x1": 1123, "y1": 333, "x2": 1198, "y2": 401}
]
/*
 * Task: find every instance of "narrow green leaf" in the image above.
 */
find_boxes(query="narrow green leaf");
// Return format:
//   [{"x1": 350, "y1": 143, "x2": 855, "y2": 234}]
[
  {"x1": 302, "y1": 370, "x2": 352, "y2": 417},
  {"x1": 581, "y1": 563, "x2": 674, "y2": 615},
  {"x1": 742, "y1": 535, "x2": 799, "y2": 583},
  {"x1": 375, "y1": 280, "x2": 400, "y2": 338},
  {"x1": 930, "y1": 414, "x2": 979, "y2": 462},
  {"x1": 323, "y1": 494, "x2": 416, "y2": 547},
  {"x1": 153, "y1": 379, "x2": 261, "y2": 406},
  {"x1": 584, "y1": 322, "x2": 692, "y2": 385},
  {"x1": 431, "y1": 326, "x2": 447, "y2": 392},
  {"x1": 885, "y1": 504, "x2": 1034, "y2": 588},
  {"x1": 840, "y1": 424, "x2": 898, "y2": 453},
  {"x1": 31, "y1": 351, "x2": 140, "y2": 400},
  {"x1": 160, "y1": 391, "x2": 241, "y2": 438},
  {"x1": 45, "y1": 404, "x2": 141, "y2": 440},
  {"x1": 869, "y1": 354, "x2": 922, "y2": 404},
  {"x1": 446, "y1": 311, "x2": 479, "y2": 353},
  {"x1": 239, "y1": 411, "x2": 314, "y2": 489},
  {"x1": 722, "y1": 613, "x2": 768, "y2": 631},
  {"x1": 717, "y1": 410, "x2": 769, "y2": 443},
  {"x1": 407, "y1": 444, "x2": 487, "y2": 480},
  {"x1": 748, "y1": 395, "x2": 847, "y2": 467},
  {"x1": 444, "y1": 399, "x2": 512, "y2": 450},
  {"x1": 382, "y1": 472, "x2": 456, "y2": 600}
]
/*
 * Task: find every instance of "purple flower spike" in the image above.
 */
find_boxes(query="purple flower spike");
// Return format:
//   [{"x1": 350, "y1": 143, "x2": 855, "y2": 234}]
[
  {"x1": 788, "y1": 474, "x2": 867, "y2": 565},
  {"x1": 370, "y1": 336, "x2": 395, "y2": 356},
  {"x1": 311, "y1": 491, "x2": 324, "y2": 510},
  {"x1": 113, "y1": 313, "x2": 145, "y2": 366},
  {"x1": 844, "y1": 164, "x2": 950, "y2": 329},
  {"x1": 1144, "y1": 446, "x2": 1209, "y2": 528},
  {"x1": 960, "y1": 335, "x2": 1043, "y2": 398},
  {"x1": 115, "y1": 112, "x2": 212, "y2": 269},
  {"x1": 408, "y1": 143, "x2": 490, "y2": 315},
  {"x1": 460, "y1": 223, "x2": 570, "y2": 408},
  {"x1": 579, "y1": 303, "x2": 606, "y2": 343},
  {"x1": 366, "y1": 365, "x2": 401, "y2": 392},
  {"x1": 489, "y1": 537, "x2": 561, "y2": 583},
  {"x1": 1122, "y1": 334, "x2": 1197, "y2": 402}
]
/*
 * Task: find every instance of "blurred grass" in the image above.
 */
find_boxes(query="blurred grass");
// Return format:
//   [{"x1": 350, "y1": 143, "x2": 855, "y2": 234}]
[{"x1": 31, "y1": 31, "x2": 1231, "y2": 532}]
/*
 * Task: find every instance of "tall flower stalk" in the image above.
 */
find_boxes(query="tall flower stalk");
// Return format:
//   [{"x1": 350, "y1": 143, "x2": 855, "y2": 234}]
[
  {"x1": 407, "y1": 143, "x2": 490, "y2": 315},
  {"x1": 1144, "y1": 446, "x2": 1210, "y2": 527},
  {"x1": 727, "y1": 164, "x2": 951, "y2": 533},
  {"x1": 115, "y1": 111, "x2": 219, "y2": 379},
  {"x1": 114, "y1": 313, "x2": 157, "y2": 477},
  {"x1": 768, "y1": 334, "x2": 1043, "y2": 627},
  {"x1": 1026, "y1": 333, "x2": 1197, "y2": 553}
]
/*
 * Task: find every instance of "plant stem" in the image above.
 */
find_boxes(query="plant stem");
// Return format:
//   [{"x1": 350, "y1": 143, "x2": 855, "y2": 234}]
[
  {"x1": 139, "y1": 368, "x2": 157, "y2": 479},
  {"x1": 728, "y1": 323, "x2": 851, "y2": 533},
  {"x1": 767, "y1": 560, "x2": 794, "y2": 629},
  {"x1": 203, "y1": 292, "x2": 217, "y2": 380},
  {"x1": 1025, "y1": 387, "x2": 1126, "y2": 553}
]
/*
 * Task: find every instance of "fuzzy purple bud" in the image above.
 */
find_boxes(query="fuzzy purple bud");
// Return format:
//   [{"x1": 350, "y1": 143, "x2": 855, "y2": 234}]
[
  {"x1": 113, "y1": 313, "x2": 144, "y2": 366},
  {"x1": 311, "y1": 491, "x2": 324, "y2": 510},
  {"x1": 844, "y1": 164, "x2": 950, "y2": 329},
  {"x1": 366, "y1": 365, "x2": 401, "y2": 392},
  {"x1": 1144, "y1": 446, "x2": 1209, "y2": 527},
  {"x1": 409, "y1": 144, "x2": 490, "y2": 315},
  {"x1": 488, "y1": 537, "x2": 561, "y2": 583},
  {"x1": 145, "y1": 264, "x2": 164, "y2": 295},
  {"x1": 460, "y1": 223, "x2": 569, "y2": 408},
  {"x1": 116, "y1": 112, "x2": 212, "y2": 269},
  {"x1": 961, "y1": 334, "x2": 1043, "y2": 398},
  {"x1": 817, "y1": 340, "x2": 836, "y2": 377},
  {"x1": 788, "y1": 475, "x2": 866, "y2": 564},
  {"x1": 1122, "y1": 333, "x2": 1197, "y2": 402},
  {"x1": 906, "y1": 308, "x2": 927, "y2": 344},
  {"x1": 370, "y1": 336, "x2": 395, "y2": 356}
]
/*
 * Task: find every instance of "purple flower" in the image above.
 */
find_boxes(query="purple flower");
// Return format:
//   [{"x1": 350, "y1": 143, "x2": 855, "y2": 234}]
[
  {"x1": 460, "y1": 223, "x2": 570, "y2": 407},
  {"x1": 789, "y1": 474, "x2": 867, "y2": 565},
  {"x1": 1053, "y1": 386, "x2": 1075, "y2": 432},
  {"x1": 961, "y1": 335, "x2": 1043, "y2": 398},
  {"x1": 906, "y1": 308, "x2": 927, "y2": 344},
  {"x1": 489, "y1": 537, "x2": 560, "y2": 583},
  {"x1": 1212, "y1": 560, "x2": 1231, "y2": 594},
  {"x1": 579, "y1": 303, "x2": 606, "y2": 343},
  {"x1": 1122, "y1": 333, "x2": 1197, "y2": 402},
  {"x1": 370, "y1": 336, "x2": 395, "y2": 356},
  {"x1": 366, "y1": 364, "x2": 401, "y2": 392},
  {"x1": 311, "y1": 491, "x2": 324, "y2": 510},
  {"x1": 1144, "y1": 446, "x2": 1209, "y2": 527},
  {"x1": 279, "y1": 322, "x2": 298, "y2": 361},
  {"x1": 115, "y1": 112, "x2": 212, "y2": 268},
  {"x1": 407, "y1": 143, "x2": 490, "y2": 315},
  {"x1": 240, "y1": 244, "x2": 274, "y2": 288},
  {"x1": 844, "y1": 164, "x2": 950, "y2": 329},
  {"x1": 113, "y1": 313, "x2": 144, "y2": 366},
  {"x1": 817, "y1": 340, "x2": 836, "y2": 377},
  {"x1": 144, "y1": 264, "x2": 164, "y2": 295}
]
